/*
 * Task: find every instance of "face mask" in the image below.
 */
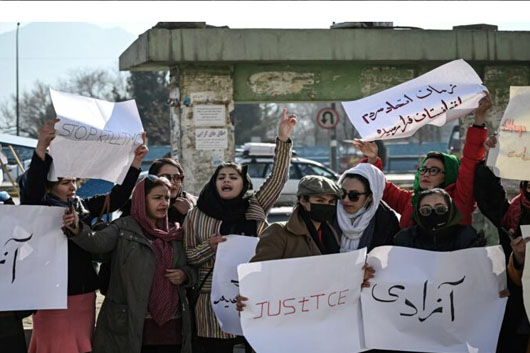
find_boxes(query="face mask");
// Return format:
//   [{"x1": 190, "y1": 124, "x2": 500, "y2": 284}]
[
  {"x1": 309, "y1": 203, "x2": 336, "y2": 223},
  {"x1": 419, "y1": 213, "x2": 449, "y2": 231}
]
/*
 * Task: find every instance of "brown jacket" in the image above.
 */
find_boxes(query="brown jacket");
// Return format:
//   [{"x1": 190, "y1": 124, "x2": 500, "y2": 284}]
[{"x1": 251, "y1": 205, "x2": 340, "y2": 262}]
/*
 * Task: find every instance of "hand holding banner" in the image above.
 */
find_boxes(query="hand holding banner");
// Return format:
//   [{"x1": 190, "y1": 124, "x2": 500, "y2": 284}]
[
  {"x1": 342, "y1": 59, "x2": 486, "y2": 141},
  {"x1": 49, "y1": 89, "x2": 144, "y2": 184}
]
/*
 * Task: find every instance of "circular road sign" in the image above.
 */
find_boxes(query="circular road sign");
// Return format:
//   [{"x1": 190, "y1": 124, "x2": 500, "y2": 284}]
[{"x1": 316, "y1": 107, "x2": 340, "y2": 130}]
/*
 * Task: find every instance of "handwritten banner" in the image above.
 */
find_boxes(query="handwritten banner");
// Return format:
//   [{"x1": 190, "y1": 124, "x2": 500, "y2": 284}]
[
  {"x1": 238, "y1": 249, "x2": 367, "y2": 353},
  {"x1": 49, "y1": 89, "x2": 144, "y2": 184},
  {"x1": 487, "y1": 87, "x2": 530, "y2": 180},
  {"x1": 211, "y1": 235, "x2": 259, "y2": 335},
  {"x1": 342, "y1": 59, "x2": 486, "y2": 141},
  {"x1": 362, "y1": 246, "x2": 507, "y2": 353},
  {"x1": 0, "y1": 205, "x2": 67, "y2": 310}
]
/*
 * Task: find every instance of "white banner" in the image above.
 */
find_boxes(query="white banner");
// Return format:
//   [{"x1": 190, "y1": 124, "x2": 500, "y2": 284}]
[
  {"x1": 49, "y1": 89, "x2": 144, "y2": 184},
  {"x1": 211, "y1": 235, "x2": 259, "y2": 335},
  {"x1": 487, "y1": 86, "x2": 530, "y2": 180},
  {"x1": 362, "y1": 246, "x2": 507, "y2": 353},
  {"x1": 342, "y1": 59, "x2": 486, "y2": 141},
  {"x1": 238, "y1": 249, "x2": 367, "y2": 353},
  {"x1": 0, "y1": 205, "x2": 67, "y2": 310}
]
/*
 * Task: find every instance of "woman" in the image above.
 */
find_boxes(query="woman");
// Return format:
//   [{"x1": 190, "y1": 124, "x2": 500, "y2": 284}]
[
  {"x1": 121, "y1": 158, "x2": 197, "y2": 224},
  {"x1": 335, "y1": 163, "x2": 399, "y2": 252},
  {"x1": 184, "y1": 109, "x2": 296, "y2": 353},
  {"x1": 20, "y1": 118, "x2": 148, "y2": 353},
  {"x1": 355, "y1": 93, "x2": 492, "y2": 229},
  {"x1": 63, "y1": 176, "x2": 196, "y2": 353},
  {"x1": 393, "y1": 188, "x2": 481, "y2": 250}
]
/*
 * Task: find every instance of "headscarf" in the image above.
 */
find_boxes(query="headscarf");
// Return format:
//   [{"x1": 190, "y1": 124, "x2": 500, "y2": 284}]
[
  {"x1": 196, "y1": 164, "x2": 253, "y2": 222},
  {"x1": 412, "y1": 152, "x2": 460, "y2": 209},
  {"x1": 337, "y1": 163, "x2": 385, "y2": 252},
  {"x1": 131, "y1": 178, "x2": 183, "y2": 326},
  {"x1": 502, "y1": 181, "x2": 530, "y2": 234},
  {"x1": 413, "y1": 189, "x2": 463, "y2": 240}
]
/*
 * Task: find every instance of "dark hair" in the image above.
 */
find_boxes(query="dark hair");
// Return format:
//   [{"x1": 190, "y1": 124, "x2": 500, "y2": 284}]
[
  {"x1": 423, "y1": 152, "x2": 445, "y2": 166},
  {"x1": 45, "y1": 177, "x2": 76, "y2": 193},
  {"x1": 144, "y1": 175, "x2": 172, "y2": 196},
  {"x1": 213, "y1": 162, "x2": 253, "y2": 191},
  {"x1": 148, "y1": 158, "x2": 183, "y2": 177},
  {"x1": 417, "y1": 188, "x2": 451, "y2": 208},
  {"x1": 341, "y1": 173, "x2": 372, "y2": 195}
]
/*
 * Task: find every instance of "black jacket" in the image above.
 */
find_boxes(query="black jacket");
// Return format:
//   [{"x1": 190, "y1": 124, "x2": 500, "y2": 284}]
[
  {"x1": 333, "y1": 200, "x2": 399, "y2": 252},
  {"x1": 19, "y1": 152, "x2": 140, "y2": 295},
  {"x1": 393, "y1": 224, "x2": 479, "y2": 252}
]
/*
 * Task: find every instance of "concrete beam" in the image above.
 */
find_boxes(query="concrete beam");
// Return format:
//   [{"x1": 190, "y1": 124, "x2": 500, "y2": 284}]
[{"x1": 120, "y1": 28, "x2": 530, "y2": 71}]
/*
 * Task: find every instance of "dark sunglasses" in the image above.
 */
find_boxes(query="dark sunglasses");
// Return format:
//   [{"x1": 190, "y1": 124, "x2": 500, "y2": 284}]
[
  {"x1": 418, "y1": 166, "x2": 445, "y2": 176},
  {"x1": 158, "y1": 173, "x2": 184, "y2": 182},
  {"x1": 418, "y1": 204, "x2": 449, "y2": 216},
  {"x1": 341, "y1": 189, "x2": 369, "y2": 202}
]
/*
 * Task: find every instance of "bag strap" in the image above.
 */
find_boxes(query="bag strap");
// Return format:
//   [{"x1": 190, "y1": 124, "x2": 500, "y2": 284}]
[
  {"x1": 197, "y1": 267, "x2": 214, "y2": 292},
  {"x1": 96, "y1": 194, "x2": 111, "y2": 225}
]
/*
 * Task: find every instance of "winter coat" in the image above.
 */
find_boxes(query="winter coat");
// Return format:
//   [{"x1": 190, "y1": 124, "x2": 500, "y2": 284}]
[
  {"x1": 70, "y1": 216, "x2": 197, "y2": 353},
  {"x1": 369, "y1": 126, "x2": 487, "y2": 229},
  {"x1": 19, "y1": 152, "x2": 140, "y2": 295},
  {"x1": 332, "y1": 200, "x2": 399, "y2": 252},
  {"x1": 251, "y1": 205, "x2": 340, "y2": 262},
  {"x1": 393, "y1": 225, "x2": 479, "y2": 252}
]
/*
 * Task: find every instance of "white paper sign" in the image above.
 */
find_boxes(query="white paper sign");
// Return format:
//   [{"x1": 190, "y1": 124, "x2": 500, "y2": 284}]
[
  {"x1": 342, "y1": 59, "x2": 486, "y2": 141},
  {"x1": 238, "y1": 249, "x2": 367, "y2": 353},
  {"x1": 362, "y1": 246, "x2": 507, "y2": 353},
  {"x1": 195, "y1": 128, "x2": 228, "y2": 150},
  {"x1": 521, "y1": 225, "x2": 530, "y2": 240},
  {"x1": 193, "y1": 104, "x2": 226, "y2": 126},
  {"x1": 522, "y1": 242, "x2": 530, "y2": 324},
  {"x1": 49, "y1": 89, "x2": 144, "y2": 184},
  {"x1": 211, "y1": 235, "x2": 259, "y2": 335},
  {"x1": 487, "y1": 87, "x2": 530, "y2": 180},
  {"x1": 0, "y1": 205, "x2": 67, "y2": 310}
]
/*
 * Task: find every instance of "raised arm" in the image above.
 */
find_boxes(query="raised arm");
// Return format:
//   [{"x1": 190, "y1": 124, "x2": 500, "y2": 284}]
[{"x1": 254, "y1": 109, "x2": 296, "y2": 213}]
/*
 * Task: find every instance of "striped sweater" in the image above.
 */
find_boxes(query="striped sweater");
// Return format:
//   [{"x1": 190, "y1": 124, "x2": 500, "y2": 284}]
[{"x1": 184, "y1": 138, "x2": 292, "y2": 338}]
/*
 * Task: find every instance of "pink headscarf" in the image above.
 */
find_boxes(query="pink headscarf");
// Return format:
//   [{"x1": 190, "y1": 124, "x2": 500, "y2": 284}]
[{"x1": 131, "y1": 178, "x2": 183, "y2": 326}]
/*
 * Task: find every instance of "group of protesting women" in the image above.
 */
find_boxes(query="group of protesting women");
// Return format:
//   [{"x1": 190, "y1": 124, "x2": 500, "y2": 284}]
[{"x1": 1, "y1": 90, "x2": 530, "y2": 353}]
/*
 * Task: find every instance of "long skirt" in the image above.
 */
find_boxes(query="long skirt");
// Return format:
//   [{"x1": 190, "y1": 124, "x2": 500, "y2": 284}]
[{"x1": 29, "y1": 292, "x2": 96, "y2": 353}]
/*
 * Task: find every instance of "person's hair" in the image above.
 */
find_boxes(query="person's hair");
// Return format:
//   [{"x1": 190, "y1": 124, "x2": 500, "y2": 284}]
[
  {"x1": 45, "y1": 178, "x2": 76, "y2": 194},
  {"x1": 148, "y1": 158, "x2": 184, "y2": 177},
  {"x1": 213, "y1": 162, "x2": 244, "y2": 178},
  {"x1": 341, "y1": 173, "x2": 372, "y2": 195},
  {"x1": 417, "y1": 188, "x2": 451, "y2": 208},
  {"x1": 144, "y1": 176, "x2": 172, "y2": 196},
  {"x1": 423, "y1": 152, "x2": 445, "y2": 166}
]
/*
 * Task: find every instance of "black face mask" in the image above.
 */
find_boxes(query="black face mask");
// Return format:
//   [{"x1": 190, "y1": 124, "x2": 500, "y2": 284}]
[
  {"x1": 308, "y1": 203, "x2": 336, "y2": 223},
  {"x1": 419, "y1": 213, "x2": 450, "y2": 231}
]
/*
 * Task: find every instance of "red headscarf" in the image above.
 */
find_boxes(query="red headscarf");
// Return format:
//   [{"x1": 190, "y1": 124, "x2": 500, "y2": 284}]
[{"x1": 131, "y1": 178, "x2": 183, "y2": 326}]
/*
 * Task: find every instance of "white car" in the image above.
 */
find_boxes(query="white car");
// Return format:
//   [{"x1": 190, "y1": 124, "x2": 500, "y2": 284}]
[{"x1": 238, "y1": 143, "x2": 339, "y2": 206}]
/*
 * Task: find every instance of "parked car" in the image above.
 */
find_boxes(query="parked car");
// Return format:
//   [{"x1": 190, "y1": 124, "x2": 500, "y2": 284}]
[{"x1": 237, "y1": 143, "x2": 339, "y2": 205}]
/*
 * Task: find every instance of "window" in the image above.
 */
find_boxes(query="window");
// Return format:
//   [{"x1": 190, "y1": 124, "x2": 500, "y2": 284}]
[
  {"x1": 297, "y1": 163, "x2": 336, "y2": 179},
  {"x1": 246, "y1": 163, "x2": 269, "y2": 178}
]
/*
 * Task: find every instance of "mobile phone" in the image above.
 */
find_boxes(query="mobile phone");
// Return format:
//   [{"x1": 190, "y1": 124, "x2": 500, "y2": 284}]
[{"x1": 67, "y1": 199, "x2": 73, "y2": 214}]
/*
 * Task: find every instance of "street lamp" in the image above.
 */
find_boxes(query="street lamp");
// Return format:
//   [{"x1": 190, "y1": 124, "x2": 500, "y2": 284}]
[{"x1": 16, "y1": 22, "x2": 20, "y2": 136}]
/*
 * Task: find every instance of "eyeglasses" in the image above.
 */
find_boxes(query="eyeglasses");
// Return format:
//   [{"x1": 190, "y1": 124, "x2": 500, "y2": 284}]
[
  {"x1": 341, "y1": 189, "x2": 369, "y2": 202},
  {"x1": 418, "y1": 166, "x2": 445, "y2": 176},
  {"x1": 418, "y1": 204, "x2": 449, "y2": 216},
  {"x1": 146, "y1": 174, "x2": 171, "y2": 184},
  {"x1": 158, "y1": 173, "x2": 184, "y2": 182}
]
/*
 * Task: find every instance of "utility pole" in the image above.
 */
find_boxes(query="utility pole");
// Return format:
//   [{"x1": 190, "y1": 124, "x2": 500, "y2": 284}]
[
  {"x1": 16, "y1": 22, "x2": 20, "y2": 136},
  {"x1": 330, "y1": 102, "x2": 337, "y2": 171}
]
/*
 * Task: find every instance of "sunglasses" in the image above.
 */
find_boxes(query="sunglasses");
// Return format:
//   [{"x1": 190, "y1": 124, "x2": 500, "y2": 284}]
[
  {"x1": 418, "y1": 166, "x2": 445, "y2": 176},
  {"x1": 341, "y1": 189, "x2": 369, "y2": 202},
  {"x1": 418, "y1": 204, "x2": 449, "y2": 216},
  {"x1": 158, "y1": 173, "x2": 184, "y2": 182}
]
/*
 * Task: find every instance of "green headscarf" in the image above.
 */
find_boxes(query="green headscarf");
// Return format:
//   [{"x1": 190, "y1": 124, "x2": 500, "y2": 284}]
[{"x1": 412, "y1": 152, "x2": 460, "y2": 209}]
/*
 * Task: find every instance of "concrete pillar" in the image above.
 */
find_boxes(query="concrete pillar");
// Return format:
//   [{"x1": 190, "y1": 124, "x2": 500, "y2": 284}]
[{"x1": 169, "y1": 65, "x2": 235, "y2": 195}]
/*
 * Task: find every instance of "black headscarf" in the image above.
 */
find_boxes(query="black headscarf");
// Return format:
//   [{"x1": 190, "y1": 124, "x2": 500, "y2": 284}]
[{"x1": 197, "y1": 163, "x2": 257, "y2": 236}]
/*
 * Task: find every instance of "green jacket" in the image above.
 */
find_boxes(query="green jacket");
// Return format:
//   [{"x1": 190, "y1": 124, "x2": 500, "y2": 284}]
[{"x1": 71, "y1": 216, "x2": 197, "y2": 353}]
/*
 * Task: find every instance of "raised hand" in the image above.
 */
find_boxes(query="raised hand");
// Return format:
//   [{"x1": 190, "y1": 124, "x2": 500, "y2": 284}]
[
  {"x1": 36, "y1": 118, "x2": 60, "y2": 160},
  {"x1": 278, "y1": 108, "x2": 297, "y2": 142},
  {"x1": 353, "y1": 138, "x2": 378, "y2": 164},
  {"x1": 474, "y1": 91, "x2": 492, "y2": 125},
  {"x1": 132, "y1": 132, "x2": 149, "y2": 169}
]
